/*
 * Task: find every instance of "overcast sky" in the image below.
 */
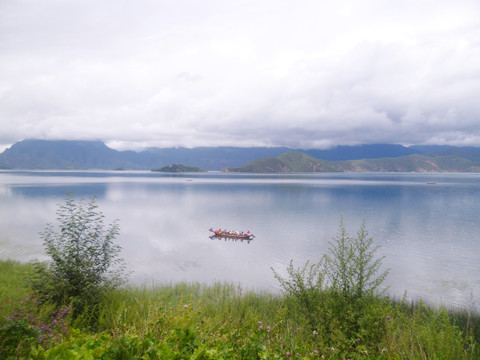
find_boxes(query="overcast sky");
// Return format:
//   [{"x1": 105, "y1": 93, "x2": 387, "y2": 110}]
[{"x1": 1, "y1": 0, "x2": 480, "y2": 151}]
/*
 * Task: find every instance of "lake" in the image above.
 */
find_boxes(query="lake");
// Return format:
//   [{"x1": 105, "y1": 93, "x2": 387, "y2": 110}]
[{"x1": 1, "y1": 170, "x2": 479, "y2": 310}]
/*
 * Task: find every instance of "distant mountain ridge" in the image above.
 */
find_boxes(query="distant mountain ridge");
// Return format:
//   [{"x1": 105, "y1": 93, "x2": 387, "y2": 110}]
[
  {"x1": 0, "y1": 139, "x2": 290, "y2": 170},
  {"x1": 223, "y1": 151, "x2": 480, "y2": 173},
  {"x1": 0, "y1": 140, "x2": 158, "y2": 170},
  {"x1": 1, "y1": 139, "x2": 480, "y2": 171}
]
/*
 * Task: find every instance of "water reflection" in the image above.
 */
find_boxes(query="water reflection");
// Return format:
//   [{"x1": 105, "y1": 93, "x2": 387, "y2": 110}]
[
  {"x1": 0, "y1": 171, "x2": 479, "y2": 310},
  {"x1": 209, "y1": 235, "x2": 254, "y2": 244},
  {"x1": 11, "y1": 184, "x2": 108, "y2": 198}
]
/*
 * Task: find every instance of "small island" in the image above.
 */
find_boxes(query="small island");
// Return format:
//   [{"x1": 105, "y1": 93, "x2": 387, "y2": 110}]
[{"x1": 152, "y1": 163, "x2": 206, "y2": 173}]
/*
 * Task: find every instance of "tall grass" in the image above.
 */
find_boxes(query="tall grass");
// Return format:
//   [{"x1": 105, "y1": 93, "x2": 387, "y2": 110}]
[
  {"x1": 95, "y1": 282, "x2": 283, "y2": 336},
  {"x1": 0, "y1": 260, "x2": 34, "y2": 314},
  {"x1": 62, "y1": 281, "x2": 480, "y2": 359},
  {"x1": 1, "y1": 259, "x2": 479, "y2": 359}
]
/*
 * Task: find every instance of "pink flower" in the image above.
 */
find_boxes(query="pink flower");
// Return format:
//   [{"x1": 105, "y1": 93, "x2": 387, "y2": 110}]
[
  {"x1": 314, "y1": 350, "x2": 319, "y2": 354},
  {"x1": 266, "y1": 325, "x2": 271, "y2": 330},
  {"x1": 184, "y1": 304, "x2": 188, "y2": 309},
  {"x1": 313, "y1": 330, "x2": 318, "y2": 335}
]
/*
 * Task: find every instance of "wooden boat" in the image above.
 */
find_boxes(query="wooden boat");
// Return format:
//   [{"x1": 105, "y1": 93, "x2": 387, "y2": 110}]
[{"x1": 209, "y1": 228, "x2": 255, "y2": 239}]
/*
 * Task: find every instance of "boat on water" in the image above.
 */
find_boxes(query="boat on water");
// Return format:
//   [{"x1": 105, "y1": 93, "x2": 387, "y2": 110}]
[{"x1": 209, "y1": 228, "x2": 255, "y2": 240}]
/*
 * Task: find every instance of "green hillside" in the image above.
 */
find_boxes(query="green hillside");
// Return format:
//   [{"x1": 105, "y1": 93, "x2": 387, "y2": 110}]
[{"x1": 223, "y1": 151, "x2": 480, "y2": 173}]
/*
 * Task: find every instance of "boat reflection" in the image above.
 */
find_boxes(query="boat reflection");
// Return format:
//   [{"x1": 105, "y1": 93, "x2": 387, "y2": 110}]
[{"x1": 209, "y1": 235, "x2": 253, "y2": 244}]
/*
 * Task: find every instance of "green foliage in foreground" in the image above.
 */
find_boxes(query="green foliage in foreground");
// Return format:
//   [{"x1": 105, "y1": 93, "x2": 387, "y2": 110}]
[{"x1": 0, "y1": 260, "x2": 479, "y2": 359}]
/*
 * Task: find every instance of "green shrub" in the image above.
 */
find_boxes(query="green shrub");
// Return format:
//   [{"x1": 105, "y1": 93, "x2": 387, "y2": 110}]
[
  {"x1": 324, "y1": 217, "x2": 389, "y2": 298},
  {"x1": 272, "y1": 260, "x2": 331, "y2": 338},
  {"x1": 30, "y1": 194, "x2": 127, "y2": 322},
  {"x1": 273, "y1": 218, "x2": 391, "y2": 355}
]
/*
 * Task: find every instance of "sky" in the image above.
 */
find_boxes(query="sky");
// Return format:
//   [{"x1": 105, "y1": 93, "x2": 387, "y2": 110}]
[{"x1": 1, "y1": 0, "x2": 480, "y2": 152}]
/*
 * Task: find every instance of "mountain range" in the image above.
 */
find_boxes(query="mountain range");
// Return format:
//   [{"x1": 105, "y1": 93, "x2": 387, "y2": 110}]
[{"x1": 1, "y1": 139, "x2": 480, "y2": 172}]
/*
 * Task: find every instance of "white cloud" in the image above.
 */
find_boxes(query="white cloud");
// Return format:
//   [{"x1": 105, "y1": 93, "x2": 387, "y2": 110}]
[{"x1": 1, "y1": 0, "x2": 480, "y2": 150}]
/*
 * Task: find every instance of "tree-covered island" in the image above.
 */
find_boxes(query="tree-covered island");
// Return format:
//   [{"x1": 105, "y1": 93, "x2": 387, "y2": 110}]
[{"x1": 152, "y1": 163, "x2": 206, "y2": 173}]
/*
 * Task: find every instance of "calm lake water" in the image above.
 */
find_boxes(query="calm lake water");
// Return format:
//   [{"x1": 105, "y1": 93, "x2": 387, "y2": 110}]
[{"x1": 1, "y1": 170, "x2": 479, "y2": 310}]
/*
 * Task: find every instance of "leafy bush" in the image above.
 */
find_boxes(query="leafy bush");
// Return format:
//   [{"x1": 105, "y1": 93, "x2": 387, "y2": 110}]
[
  {"x1": 272, "y1": 260, "x2": 331, "y2": 339},
  {"x1": 30, "y1": 194, "x2": 127, "y2": 320},
  {"x1": 273, "y1": 218, "x2": 391, "y2": 354},
  {"x1": 324, "y1": 217, "x2": 389, "y2": 298}
]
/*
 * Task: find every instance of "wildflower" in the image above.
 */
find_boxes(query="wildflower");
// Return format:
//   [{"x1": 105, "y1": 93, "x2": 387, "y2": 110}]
[
  {"x1": 258, "y1": 325, "x2": 263, "y2": 330},
  {"x1": 386, "y1": 315, "x2": 390, "y2": 320},
  {"x1": 184, "y1": 304, "x2": 188, "y2": 309},
  {"x1": 330, "y1": 347, "x2": 335, "y2": 352},
  {"x1": 314, "y1": 350, "x2": 319, "y2": 354},
  {"x1": 266, "y1": 325, "x2": 271, "y2": 331},
  {"x1": 313, "y1": 330, "x2": 318, "y2": 335},
  {"x1": 258, "y1": 321, "x2": 262, "y2": 325},
  {"x1": 286, "y1": 351, "x2": 291, "y2": 358}
]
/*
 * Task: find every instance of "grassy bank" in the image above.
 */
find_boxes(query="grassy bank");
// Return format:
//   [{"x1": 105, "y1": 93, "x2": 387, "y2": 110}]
[
  {"x1": 0, "y1": 260, "x2": 35, "y2": 315},
  {"x1": 0, "y1": 260, "x2": 479, "y2": 359}
]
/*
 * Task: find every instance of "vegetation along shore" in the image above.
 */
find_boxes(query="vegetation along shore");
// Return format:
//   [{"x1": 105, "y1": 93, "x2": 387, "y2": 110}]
[{"x1": 0, "y1": 195, "x2": 479, "y2": 359}]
